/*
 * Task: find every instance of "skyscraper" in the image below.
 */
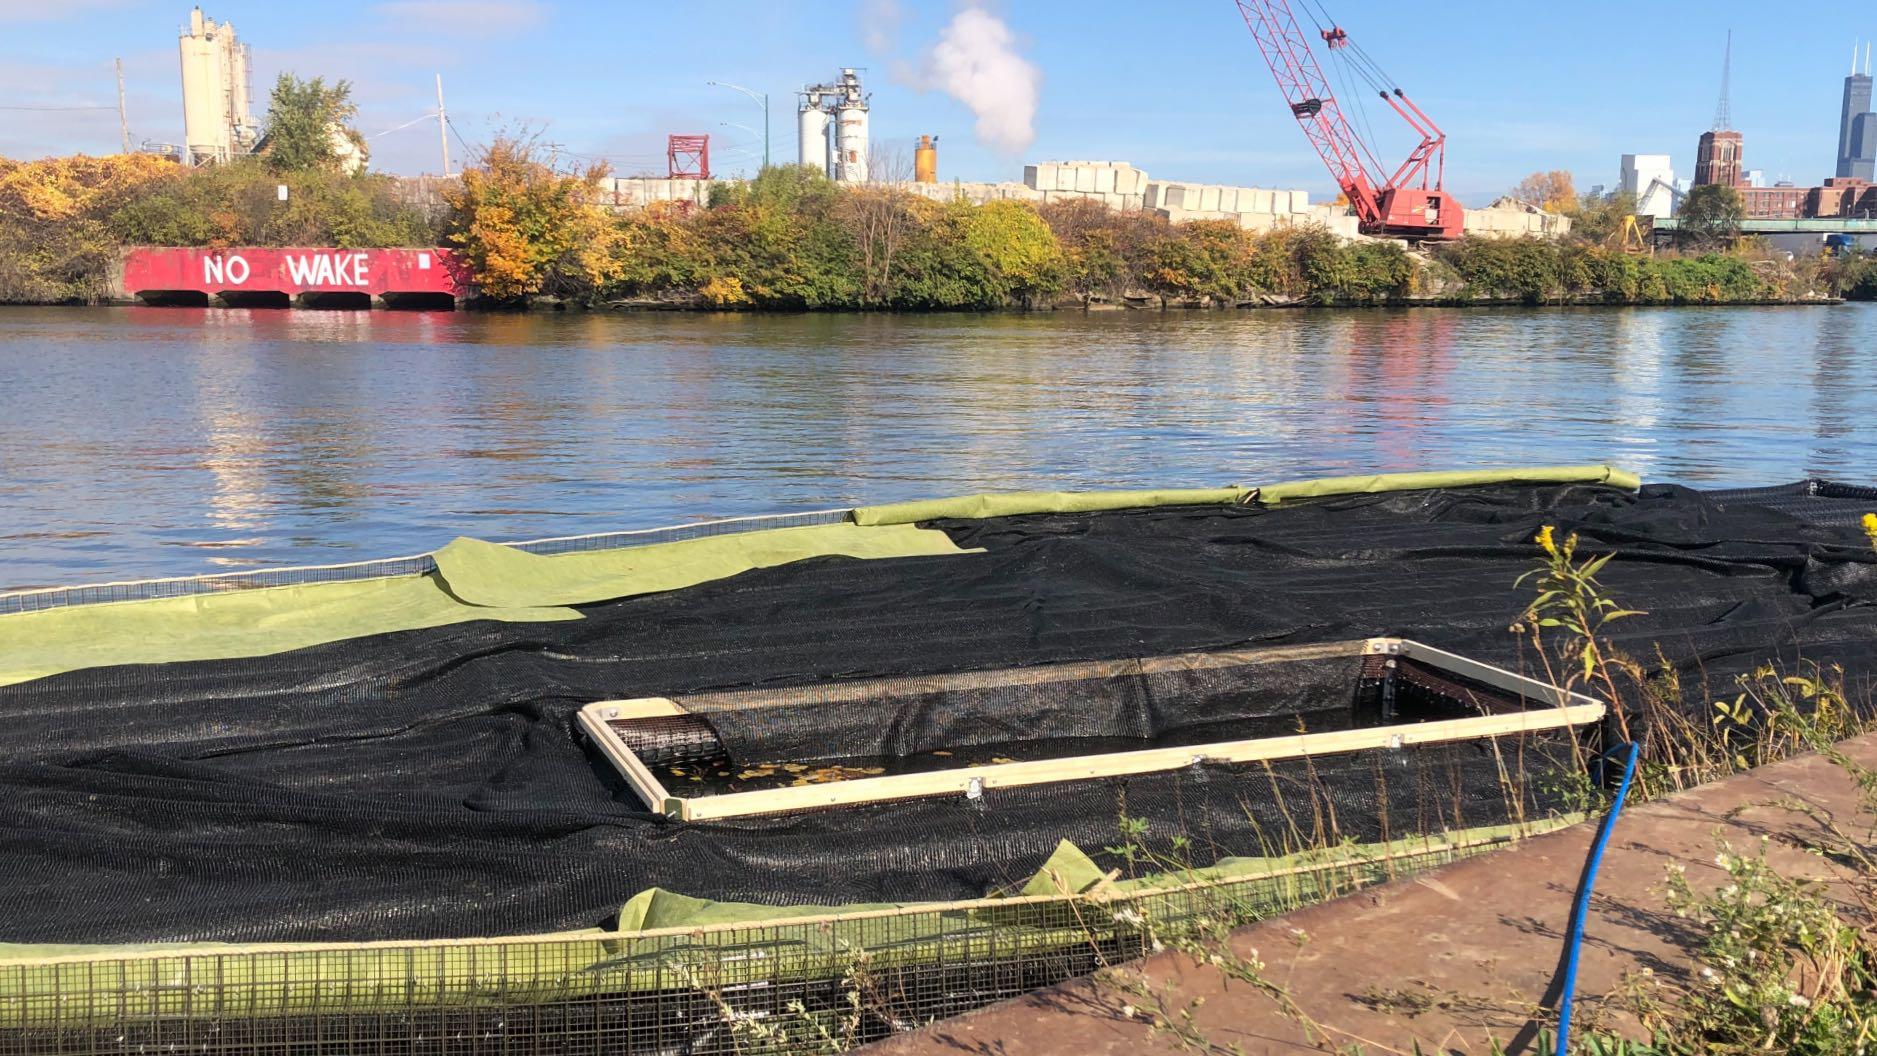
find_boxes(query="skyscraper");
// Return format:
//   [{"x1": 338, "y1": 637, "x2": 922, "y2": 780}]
[{"x1": 1838, "y1": 42, "x2": 1875, "y2": 182}]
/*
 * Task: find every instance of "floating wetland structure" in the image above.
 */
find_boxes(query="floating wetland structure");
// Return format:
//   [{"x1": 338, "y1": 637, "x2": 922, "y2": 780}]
[{"x1": 1, "y1": 466, "x2": 1874, "y2": 1053}]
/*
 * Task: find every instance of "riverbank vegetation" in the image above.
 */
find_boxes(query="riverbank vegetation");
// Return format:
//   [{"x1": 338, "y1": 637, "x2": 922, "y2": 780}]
[
  {"x1": 3, "y1": 128, "x2": 1871, "y2": 307},
  {"x1": 455, "y1": 140, "x2": 1844, "y2": 310}
]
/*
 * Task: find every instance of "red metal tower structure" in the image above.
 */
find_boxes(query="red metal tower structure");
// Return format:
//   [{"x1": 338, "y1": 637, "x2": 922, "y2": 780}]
[
  {"x1": 667, "y1": 134, "x2": 710, "y2": 180},
  {"x1": 1233, "y1": 0, "x2": 1463, "y2": 240}
]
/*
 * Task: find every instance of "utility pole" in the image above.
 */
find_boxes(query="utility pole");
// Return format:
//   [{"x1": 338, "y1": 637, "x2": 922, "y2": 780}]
[
  {"x1": 435, "y1": 73, "x2": 451, "y2": 177},
  {"x1": 115, "y1": 58, "x2": 130, "y2": 154}
]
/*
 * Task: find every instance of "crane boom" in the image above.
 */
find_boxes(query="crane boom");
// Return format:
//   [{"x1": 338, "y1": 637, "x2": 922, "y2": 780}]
[{"x1": 1232, "y1": 0, "x2": 1464, "y2": 240}]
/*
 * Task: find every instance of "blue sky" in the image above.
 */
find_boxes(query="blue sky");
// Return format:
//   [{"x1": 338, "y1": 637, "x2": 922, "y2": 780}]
[{"x1": 2, "y1": 1, "x2": 1873, "y2": 205}]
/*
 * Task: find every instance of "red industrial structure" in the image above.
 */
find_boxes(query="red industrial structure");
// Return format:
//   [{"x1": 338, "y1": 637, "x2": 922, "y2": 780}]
[
  {"x1": 667, "y1": 134, "x2": 710, "y2": 180},
  {"x1": 1233, "y1": 0, "x2": 1464, "y2": 240}
]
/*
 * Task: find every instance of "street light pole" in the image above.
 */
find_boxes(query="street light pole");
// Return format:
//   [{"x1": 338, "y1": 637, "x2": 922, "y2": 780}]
[{"x1": 706, "y1": 81, "x2": 768, "y2": 170}]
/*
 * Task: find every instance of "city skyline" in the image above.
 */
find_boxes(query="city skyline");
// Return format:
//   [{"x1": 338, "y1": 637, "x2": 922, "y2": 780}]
[{"x1": 1, "y1": 1, "x2": 1874, "y2": 204}]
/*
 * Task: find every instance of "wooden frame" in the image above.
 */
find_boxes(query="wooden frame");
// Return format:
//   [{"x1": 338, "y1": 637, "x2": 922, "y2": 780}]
[{"x1": 577, "y1": 638, "x2": 1605, "y2": 822}]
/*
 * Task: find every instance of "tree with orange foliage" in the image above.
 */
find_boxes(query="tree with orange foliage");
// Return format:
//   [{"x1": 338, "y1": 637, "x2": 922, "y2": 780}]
[
  {"x1": 442, "y1": 134, "x2": 620, "y2": 302},
  {"x1": 1511, "y1": 170, "x2": 1577, "y2": 213},
  {"x1": 0, "y1": 153, "x2": 180, "y2": 303},
  {"x1": 0, "y1": 153, "x2": 176, "y2": 223}
]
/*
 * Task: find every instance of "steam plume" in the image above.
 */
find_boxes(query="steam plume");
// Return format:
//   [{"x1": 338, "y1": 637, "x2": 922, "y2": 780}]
[{"x1": 923, "y1": 6, "x2": 1040, "y2": 154}]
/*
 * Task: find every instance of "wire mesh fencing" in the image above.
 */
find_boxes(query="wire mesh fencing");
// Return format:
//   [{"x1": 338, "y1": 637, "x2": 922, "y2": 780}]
[{"x1": 0, "y1": 823, "x2": 1563, "y2": 1056}]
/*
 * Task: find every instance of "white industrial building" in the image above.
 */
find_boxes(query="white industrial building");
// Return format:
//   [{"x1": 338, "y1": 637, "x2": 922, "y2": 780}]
[
  {"x1": 1620, "y1": 154, "x2": 1681, "y2": 219},
  {"x1": 178, "y1": 7, "x2": 258, "y2": 166}
]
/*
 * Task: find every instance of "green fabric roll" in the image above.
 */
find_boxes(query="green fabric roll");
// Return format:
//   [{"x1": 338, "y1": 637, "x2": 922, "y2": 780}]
[
  {"x1": 1253, "y1": 465, "x2": 1643, "y2": 504},
  {"x1": 851, "y1": 466, "x2": 1641, "y2": 526}
]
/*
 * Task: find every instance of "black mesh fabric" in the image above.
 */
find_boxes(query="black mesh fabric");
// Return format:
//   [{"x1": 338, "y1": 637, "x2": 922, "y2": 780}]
[
  {"x1": 677, "y1": 649, "x2": 1364, "y2": 764},
  {"x1": 0, "y1": 481, "x2": 1874, "y2": 945}
]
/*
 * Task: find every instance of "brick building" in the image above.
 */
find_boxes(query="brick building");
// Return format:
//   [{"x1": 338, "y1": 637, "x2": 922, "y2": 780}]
[
  {"x1": 1694, "y1": 130, "x2": 1744, "y2": 188},
  {"x1": 1737, "y1": 184, "x2": 1807, "y2": 218},
  {"x1": 1808, "y1": 178, "x2": 1877, "y2": 218}
]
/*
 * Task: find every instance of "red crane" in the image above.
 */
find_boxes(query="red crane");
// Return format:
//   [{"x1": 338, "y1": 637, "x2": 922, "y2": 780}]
[{"x1": 1234, "y1": 0, "x2": 1464, "y2": 240}]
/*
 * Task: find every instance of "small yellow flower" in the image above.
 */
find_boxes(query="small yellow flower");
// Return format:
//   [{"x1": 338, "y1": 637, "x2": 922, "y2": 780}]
[
  {"x1": 1862, "y1": 512, "x2": 1877, "y2": 546},
  {"x1": 1535, "y1": 525, "x2": 1557, "y2": 555}
]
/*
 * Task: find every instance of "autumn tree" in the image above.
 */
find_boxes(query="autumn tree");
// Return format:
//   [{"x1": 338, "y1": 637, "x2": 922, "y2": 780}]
[
  {"x1": 1037, "y1": 198, "x2": 1165, "y2": 303},
  {"x1": 262, "y1": 74, "x2": 364, "y2": 174},
  {"x1": 959, "y1": 199, "x2": 1063, "y2": 305},
  {"x1": 0, "y1": 153, "x2": 178, "y2": 302},
  {"x1": 1511, "y1": 170, "x2": 1577, "y2": 213},
  {"x1": 443, "y1": 134, "x2": 619, "y2": 301}
]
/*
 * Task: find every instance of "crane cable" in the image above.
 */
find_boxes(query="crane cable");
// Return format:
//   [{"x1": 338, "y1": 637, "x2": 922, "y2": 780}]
[
  {"x1": 1301, "y1": 0, "x2": 1398, "y2": 94},
  {"x1": 1292, "y1": 0, "x2": 1388, "y2": 186}
]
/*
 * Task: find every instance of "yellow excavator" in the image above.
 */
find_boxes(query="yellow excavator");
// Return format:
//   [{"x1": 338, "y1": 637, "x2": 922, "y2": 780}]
[{"x1": 1617, "y1": 214, "x2": 1653, "y2": 256}]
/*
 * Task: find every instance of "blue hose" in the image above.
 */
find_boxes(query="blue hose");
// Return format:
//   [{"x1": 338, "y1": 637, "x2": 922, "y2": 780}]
[{"x1": 1554, "y1": 739, "x2": 1641, "y2": 1055}]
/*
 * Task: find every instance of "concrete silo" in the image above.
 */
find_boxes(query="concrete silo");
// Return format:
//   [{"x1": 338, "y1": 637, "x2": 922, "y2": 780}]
[
  {"x1": 178, "y1": 7, "x2": 258, "y2": 166},
  {"x1": 800, "y1": 68, "x2": 869, "y2": 183},
  {"x1": 797, "y1": 92, "x2": 831, "y2": 176},
  {"x1": 832, "y1": 68, "x2": 869, "y2": 183}
]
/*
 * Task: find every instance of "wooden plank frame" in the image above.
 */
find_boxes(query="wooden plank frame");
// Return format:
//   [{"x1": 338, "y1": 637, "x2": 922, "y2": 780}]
[{"x1": 577, "y1": 638, "x2": 1605, "y2": 822}]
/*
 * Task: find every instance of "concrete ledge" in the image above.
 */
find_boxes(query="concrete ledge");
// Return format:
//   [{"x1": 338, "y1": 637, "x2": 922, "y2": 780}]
[{"x1": 865, "y1": 736, "x2": 1877, "y2": 1055}]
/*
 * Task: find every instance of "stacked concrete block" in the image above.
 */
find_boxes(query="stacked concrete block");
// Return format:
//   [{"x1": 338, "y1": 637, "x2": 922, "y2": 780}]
[
  {"x1": 1024, "y1": 160, "x2": 1147, "y2": 193},
  {"x1": 1145, "y1": 180, "x2": 1311, "y2": 218},
  {"x1": 903, "y1": 180, "x2": 1045, "y2": 206},
  {"x1": 1461, "y1": 197, "x2": 1573, "y2": 240},
  {"x1": 607, "y1": 177, "x2": 714, "y2": 210},
  {"x1": 1156, "y1": 204, "x2": 1364, "y2": 241},
  {"x1": 1039, "y1": 189, "x2": 1145, "y2": 209}
]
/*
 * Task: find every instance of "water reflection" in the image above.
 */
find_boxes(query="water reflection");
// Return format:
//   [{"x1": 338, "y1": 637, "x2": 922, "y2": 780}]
[{"x1": 1, "y1": 304, "x2": 1874, "y2": 588}]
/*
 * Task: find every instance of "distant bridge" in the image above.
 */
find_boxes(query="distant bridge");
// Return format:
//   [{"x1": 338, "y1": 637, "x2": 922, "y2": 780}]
[{"x1": 1650, "y1": 217, "x2": 1877, "y2": 235}]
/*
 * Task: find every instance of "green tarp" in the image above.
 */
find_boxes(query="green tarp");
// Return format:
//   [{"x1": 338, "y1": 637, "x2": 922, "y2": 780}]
[
  {"x1": 0, "y1": 523, "x2": 973, "y2": 688},
  {"x1": 0, "y1": 575, "x2": 580, "y2": 689},
  {"x1": 432, "y1": 523, "x2": 975, "y2": 609}
]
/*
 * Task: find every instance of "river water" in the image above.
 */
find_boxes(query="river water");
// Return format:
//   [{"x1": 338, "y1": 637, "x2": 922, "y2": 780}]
[{"x1": 1, "y1": 303, "x2": 1874, "y2": 590}]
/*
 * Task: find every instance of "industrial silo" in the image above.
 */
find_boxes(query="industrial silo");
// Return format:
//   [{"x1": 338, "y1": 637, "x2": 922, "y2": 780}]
[
  {"x1": 833, "y1": 69, "x2": 869, "y2": 183},
  {"x1": 798, "y1": 94, "x2": 830, "y2": 176},
  {"x1": 178, "y1": 8, "x2": 257, "y2": 166}
]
